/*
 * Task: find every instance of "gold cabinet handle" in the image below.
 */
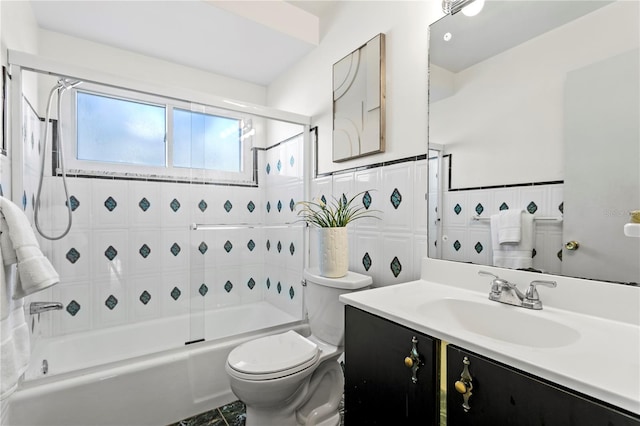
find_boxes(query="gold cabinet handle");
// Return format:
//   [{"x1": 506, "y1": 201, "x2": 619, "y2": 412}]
[
  {"x1": 456, "y1": 356, "x2": 473, "y2": 412},
  {"x1": 404, "y1": 336, "x2": 422, "y2": 384},
  {"x1": 565, "y1": 241, "x2": 580, "y2": 251}
]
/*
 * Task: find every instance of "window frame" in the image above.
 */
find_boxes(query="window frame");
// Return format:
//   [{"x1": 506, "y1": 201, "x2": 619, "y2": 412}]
[{"x1": 61, "y1": 82, "x2": 255, "y2": 184}]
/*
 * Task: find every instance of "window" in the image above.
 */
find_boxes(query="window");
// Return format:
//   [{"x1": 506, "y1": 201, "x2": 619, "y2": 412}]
[{"x1": 64, "y1": 84, "x2": 254, "y2": 183}]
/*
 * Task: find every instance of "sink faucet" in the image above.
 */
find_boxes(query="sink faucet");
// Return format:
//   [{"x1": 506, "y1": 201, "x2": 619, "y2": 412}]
[
  {"x1": 478, "y1": 271, "x2": 556, "y2": 310},
  {"x1": 29, "y1": 302, "x2": 63, "y2": 315}
]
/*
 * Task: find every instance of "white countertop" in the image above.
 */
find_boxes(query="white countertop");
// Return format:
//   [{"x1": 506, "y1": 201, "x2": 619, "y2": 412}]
[{"x1": 340, "y1": 259, "x2": 640, "y2": 415}]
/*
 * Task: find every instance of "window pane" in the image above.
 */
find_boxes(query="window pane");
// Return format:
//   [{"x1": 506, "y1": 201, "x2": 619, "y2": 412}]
[
  {"x1": 173, "y1": 109, "x2": 241, "y2": 172},
  {"x1": 76, "y1": 92, "x2": 166, "y2": 166}
]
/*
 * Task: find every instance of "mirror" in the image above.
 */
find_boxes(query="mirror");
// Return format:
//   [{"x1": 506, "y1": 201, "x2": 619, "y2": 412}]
[{"x1": 428, "y1": 1, "x2": 639, "y2": 284}]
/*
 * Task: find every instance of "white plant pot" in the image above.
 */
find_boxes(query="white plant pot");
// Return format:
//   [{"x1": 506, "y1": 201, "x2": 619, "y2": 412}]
[{"x1": 318, "y1": 227, "x2": 349, "y2": 278}]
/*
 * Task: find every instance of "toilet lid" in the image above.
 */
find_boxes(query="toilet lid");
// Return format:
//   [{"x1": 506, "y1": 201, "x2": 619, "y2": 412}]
[{"x1": 228, "y1": 331, "x2": 319, "y2": 375}]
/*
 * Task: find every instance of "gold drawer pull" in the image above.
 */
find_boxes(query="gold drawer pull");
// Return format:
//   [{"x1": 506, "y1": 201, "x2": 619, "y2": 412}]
[
  {"x1": 456, "y1": 356, "x2": 473, "y2": 412},
  {"x1": 404, "y1": 336, "x2": 422, "y2": 383}
]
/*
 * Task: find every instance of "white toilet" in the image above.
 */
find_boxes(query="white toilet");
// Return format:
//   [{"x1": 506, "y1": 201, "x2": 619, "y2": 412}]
[{"x1": 225, "y1": 268, "x2": 372, "y2": 426}]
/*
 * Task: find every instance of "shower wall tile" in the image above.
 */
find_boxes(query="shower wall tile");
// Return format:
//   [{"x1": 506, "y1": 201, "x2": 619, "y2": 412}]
[
  {"x1": 51, "y1": 281, "x2": 92, "y2": 336},
  {"x1": 51, "y1": 230, "x2": 91, "y2": 283},
  {"x1": 161, "y1": 229, "x2": 191, "y2": 272},
  {"x1": 239, "y1": 264, "x2": 265, "y2": 304},
  {"x1": 161, "y1": 271, "x2": 191, "y2": 317},
  {"x1": 129, "y1": 180, "x2": 162, "y2": 228},
  {"x1": 205, "y1": 266, "x2": 241, "y2": 309},
  {"x1": 93, "y1": 277, "x2": 128, "y2": 328},
  {"x1": 129, "y1": 229, "x2": 162, "y2": 274},
  {"x1": 92, "y1": 229, "x2": 129, "y2": 280},
  {"x1": 91, "y1": 179, "x2": 129, "y2": 228},
  {"x1": 160, "y1": 183, "x2": 191, "y2": 227},
  {"x1": 129, "y1": 273, "x2": 162, "y2": 322}
]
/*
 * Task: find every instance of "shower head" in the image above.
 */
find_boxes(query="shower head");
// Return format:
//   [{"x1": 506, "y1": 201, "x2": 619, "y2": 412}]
[{"x1": 58, "y1": 79, "x2": 83, "y2": 90}]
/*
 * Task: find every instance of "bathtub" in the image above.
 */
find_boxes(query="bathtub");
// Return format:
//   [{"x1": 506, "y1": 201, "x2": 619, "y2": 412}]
[{"x1": 8, "y1": 301, "x2": 307, "y2": 426}]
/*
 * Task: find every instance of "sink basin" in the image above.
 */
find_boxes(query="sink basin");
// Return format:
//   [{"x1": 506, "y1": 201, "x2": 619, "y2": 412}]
[{"x1": 418, "y1": 298, "x2": 581, "y2": 348}]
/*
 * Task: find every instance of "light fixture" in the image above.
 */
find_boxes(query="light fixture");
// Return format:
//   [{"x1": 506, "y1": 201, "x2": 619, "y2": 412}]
[
  {"x1": 442, "y1": 0, "x2": 483, "y2": 16},
  {"x1": 462, "y1": 0, "x2": 485, "y2": 17}
]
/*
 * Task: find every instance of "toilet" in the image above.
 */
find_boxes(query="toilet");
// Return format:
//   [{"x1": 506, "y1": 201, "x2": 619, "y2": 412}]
[{"x1": 225, "y1": 268, "x2": 372, "y2": 426}]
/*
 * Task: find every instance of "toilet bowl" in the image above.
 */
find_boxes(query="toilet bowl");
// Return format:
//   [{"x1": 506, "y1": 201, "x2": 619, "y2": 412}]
[{"x1": 225, "y1": 269, "x2": 372, "y2": 426}]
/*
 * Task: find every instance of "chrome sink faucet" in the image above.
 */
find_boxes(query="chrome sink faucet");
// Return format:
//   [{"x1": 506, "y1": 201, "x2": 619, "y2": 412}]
[{"x1": 478, "y1": 271, "x2": 556, "y2": 310}]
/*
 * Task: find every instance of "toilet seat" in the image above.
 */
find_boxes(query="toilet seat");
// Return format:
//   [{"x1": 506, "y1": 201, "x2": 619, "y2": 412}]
[{"x1": 227, "y1": 331, "x2": 320, "y2": 380}]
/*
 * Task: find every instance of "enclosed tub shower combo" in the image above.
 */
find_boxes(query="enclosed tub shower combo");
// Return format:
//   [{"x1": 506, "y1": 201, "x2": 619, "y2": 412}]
[{"x1": 5, "y1": 51, "x2": 314, "y2": 425}]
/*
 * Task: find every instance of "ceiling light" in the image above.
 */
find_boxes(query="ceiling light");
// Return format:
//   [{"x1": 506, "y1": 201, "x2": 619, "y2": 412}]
[{"x1": 462, "y1": 0, "x2": 485, "y2": 17}]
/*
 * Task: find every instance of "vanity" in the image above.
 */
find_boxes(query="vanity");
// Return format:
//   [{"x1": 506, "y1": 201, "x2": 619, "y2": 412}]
[{"x1": 340, "y1": 258, "x2": 640, "y2": 425}]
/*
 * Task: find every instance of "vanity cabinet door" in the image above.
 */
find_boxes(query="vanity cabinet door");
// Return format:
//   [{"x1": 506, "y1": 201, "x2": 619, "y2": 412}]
[
  {"x1": 447, "y1": 345, "x2": 640, "y2": 426},
  {"x1": 344, "y1": 306, "x2": 438, "y2": 425}
]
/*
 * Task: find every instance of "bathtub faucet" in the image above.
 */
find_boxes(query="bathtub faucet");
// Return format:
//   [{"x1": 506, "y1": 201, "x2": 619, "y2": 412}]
[{"x1": 29, "y1": 302, "x2": 63, "y2": 315}]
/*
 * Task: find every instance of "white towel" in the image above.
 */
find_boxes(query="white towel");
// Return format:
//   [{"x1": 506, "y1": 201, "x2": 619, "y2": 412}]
[
  {"x1": 491, "y1": 212, "x2": 535, "y2": 269},
  {"x1": 0, "y1": 196, "x2": 59, "y2": 299},
  {"x1": 0, "y1": 196, "x2": 59, "y2": 401},
  {"x1": 497, "y1": 209, "x2": 522, "y2": 244}
]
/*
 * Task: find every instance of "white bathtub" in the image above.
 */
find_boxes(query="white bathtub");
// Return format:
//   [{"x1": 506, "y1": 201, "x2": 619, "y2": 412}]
[{"x1": 8, "y1": 302, "x2": 307, "y2": 426}]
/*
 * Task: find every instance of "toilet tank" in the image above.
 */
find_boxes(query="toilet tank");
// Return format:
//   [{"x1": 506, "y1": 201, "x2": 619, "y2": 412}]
[{"x1": 303, "y1": 268, "x2": 372, "y2": 346}]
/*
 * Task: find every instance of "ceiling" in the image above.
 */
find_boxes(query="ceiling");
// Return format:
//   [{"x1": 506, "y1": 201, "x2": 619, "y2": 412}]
[
  {"x1": 30, "y1": 0, "x2": 338, "y2": 86},
  {"x1": 430, "y1": 1, "x2": 613, "y2": 73}
]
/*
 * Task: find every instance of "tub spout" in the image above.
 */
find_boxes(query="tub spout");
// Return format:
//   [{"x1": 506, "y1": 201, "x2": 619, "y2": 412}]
[{"x1": 30, "y1": 302, "x2": 63, "y2": 315}]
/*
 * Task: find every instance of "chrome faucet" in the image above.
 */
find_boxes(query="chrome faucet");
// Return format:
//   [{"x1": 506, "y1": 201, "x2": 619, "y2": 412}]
[
  {"x1": 478, "y1": 271, "x2": 556, "y2": 310},
  {"x1": 29, "y1": 302, "x2": 63, "y2": 315}
]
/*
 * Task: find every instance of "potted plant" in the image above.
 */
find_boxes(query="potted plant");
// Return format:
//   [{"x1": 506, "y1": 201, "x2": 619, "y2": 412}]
[{"x1": 296, "y1": 191, "x2": 380, "y2": 278}]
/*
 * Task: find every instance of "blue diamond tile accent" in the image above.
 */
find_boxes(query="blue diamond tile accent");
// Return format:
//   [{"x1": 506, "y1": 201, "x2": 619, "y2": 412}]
[
  {"x1": 342, "y1": 194, "x2": 348, "y2": 205},
  {"x1": 0, "y1": 184, "x2": 3, "y2": 197},
  {"x1": 247, "y1": 201, "x2": 255, "y2": 213},
  {"x1": 224, "y1": 200, "x2": 233, "y2": 212},
  {"x1": 170, "y1": 243, "x2": 181, "y2": 256},
  {"x1": 224, "y1": 281, "x2": 233, "y2": 293},
  {"x1": 363, "y1": 252, "x2": 372, "y2": 271},
  {"x1": 499, "y1": 202, "x2": 509, "y2": 211},
  {"x1": 66, "y1": 300, "x2": 81, "y2": 316},
  {"x1": 247, "y1": 278, "x2": 256, "y2": 290},
  {"x1": 454, "y1": 203, "x2": 462, "y2": 215},
  {"x1": 199, "y1": 284, "x2": 208, "y2": 296},
  {"x1": 139, "y1": 244, "x2": 151, "y2": 258},
  {"x1": 277, "y1": 241, "x2": 282, "y2": 253},
  {"x1": 390, "y1": 257, "x2": 402, "y2": 278},
  {"x1": 224, "y1": 240, "x2": 233, "y2": 253},
  {"x1": 266, "y1": 163, "x2": 271, "y2": 174},
  {"x1": 290, "y1": 156, "x2": 295, "y2": 167},
  {"x1": 453, "y1": 240, "x2": 461, "y2": 251},
  {"x1": 289, "y1": 198, "x2": 295, "y2": 212},
  {"x1": 138, "y1": 197, "x2": 150, "y2": 212},
  {"x1": 104, "y1": 196, "x2": 117, "y2": 212},
  {"x1": 198, "y1": 200, "x2": 208, "y2": 212},
  {"x1": 277, "y1": 282, "x2": 282, "y2": 294},
  {"x1": 266, "y1": 278, "x2": 271, "y2": 289},
  {"x1": 170, "y1": 287, "x2": 181, "y2": 300},
  {"x1": 390, "y1": 188, "x2": 402, "y2": 210},
  {"x1": 557, "y1": 250, "x2": 563, "y2": 261},
  {"x1": 527, "y1": 201, "x2": 538, "y2": 214},
  {"x1": 363, "y1": 191, "x2": 372, "y2": 209},
  {"x1": 289, "y1": 242, "x2": 295, "y2": 256},
  {"x1": 139, "y1": 291, "x2": 151, "y2": 305},
  {"x1": 277, "y1": 160, "x2": 282, "y2": 172},
  {"x1": 66, "y1": 248, "x2": 80, "y2": 264},
  {"x1": 66, "y1": 195, "x2": 80, "y2": 212},
  {"x1": 474, "y1": 242, "x2": 483, "y2": 254},
  {"x1": 266, "y1": 201, "x2": 271, "y2": 213},
  {"x1": 104, "y1": 245, "x2": 118, "y2": 261},
  {"x1": 22, "y1": 191, "x2": 27, "y2": 210},
  {"x1": 198, "y1": 242, "x2": 208, "y2": 254},
  {"x1": 277, "y1": 200, "x2": 282, "y2": 212},
  {"x1": 266, "y1": 240, "x2": 271, "y2": 251},
  {"x1": 170, "y1": 198, "x2": 181, "y2": 212},
  {"x1": 475, "y1": 203, "x2": 484, "y2": 215},
  {"x1": 320, "y1": 195, "x2": 327, "y2": 205},
  {"x1": 247, "y1": 239, "x2": 255, "y2": 251},
  {"x1": 105, "y1": 295, "x2": 118, "y2": 310},
  {"x1": 289, "y1": 286, "x2": 295, "y2": 300},
  {"x1": 558, "y1": 202, "x2": 564, "y2": 214}
]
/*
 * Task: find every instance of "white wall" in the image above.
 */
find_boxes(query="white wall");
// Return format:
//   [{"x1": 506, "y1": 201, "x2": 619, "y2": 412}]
[{"x1": 267, "y1": 1, "x2": 444, "y2": 175}]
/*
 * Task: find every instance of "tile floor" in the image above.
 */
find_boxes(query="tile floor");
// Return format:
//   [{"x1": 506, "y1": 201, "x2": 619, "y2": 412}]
[{"x1": 169, "y1": 398, "x2": 345, "y2": 426}]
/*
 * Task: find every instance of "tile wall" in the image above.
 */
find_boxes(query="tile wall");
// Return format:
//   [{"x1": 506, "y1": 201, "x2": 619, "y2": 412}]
[
  {"x1": 13, "y1": 97, "x2": 304, "y2": 339},
  {"x1": 311, "y1": 157, "x2": 429, "y2": 287}
]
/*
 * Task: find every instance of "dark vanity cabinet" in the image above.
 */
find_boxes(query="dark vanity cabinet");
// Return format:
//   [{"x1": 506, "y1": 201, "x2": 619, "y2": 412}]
[
  {"x1": 344, "y1": 306, "x2": 439, "y2": 425},
  {"x1": 447, "y1": 345, "x2": 640, "y2": 426}
]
